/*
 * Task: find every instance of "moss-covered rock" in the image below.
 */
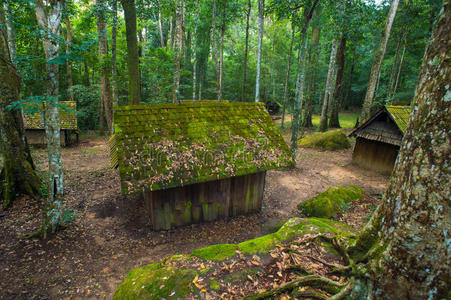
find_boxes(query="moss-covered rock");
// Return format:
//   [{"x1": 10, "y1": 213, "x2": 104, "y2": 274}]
[
  {"x1": 114, "y1": 217, "x2": 355, "y2": 299},
  {"x1": 298, "y1": 129, "x2": 351, "y2": 150},
  {"x1": 298, "y1": 185, "x2": 365, "y2": 218}
]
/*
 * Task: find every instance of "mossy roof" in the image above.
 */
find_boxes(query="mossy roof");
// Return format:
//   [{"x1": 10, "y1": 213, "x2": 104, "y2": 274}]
[
  {"x1": 23, "y1": 101, "x2": 78, "y2": 130},
  {"x1": 110, "y1": 102, "x2": 294, "y2": 194},
  {"x1": 385, "y1": 105, "x2": 410, "y2": 133}
]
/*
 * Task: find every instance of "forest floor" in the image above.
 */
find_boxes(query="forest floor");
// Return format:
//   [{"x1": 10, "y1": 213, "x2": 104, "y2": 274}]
[{"x1": 0, "y1": 128, "x2": 388, "y2": 299}]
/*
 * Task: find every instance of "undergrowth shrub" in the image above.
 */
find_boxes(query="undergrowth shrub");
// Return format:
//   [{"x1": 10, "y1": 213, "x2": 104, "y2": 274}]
[{"x1": 299, "y1": 129, "x2": 351, "y2": 150}]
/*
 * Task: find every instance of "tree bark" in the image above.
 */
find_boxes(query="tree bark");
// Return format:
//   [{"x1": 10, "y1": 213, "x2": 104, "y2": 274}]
[
  {"x1": 241, "y1": 0, "x2": 251, "y2": 102},
  {"x1": 210, "y1": 0, "x2": 219, "y2": 100},
  {"x1": 35, "y1": 0, "x2": 64, "y2": 236},
  {"x1": 158, "y1": 10, "x2": 165, "y2": 48},
  {"x1": 121, "y1": 0, "x2": 141, "y2": 105},
  {"x1": 360, "y1": 0, "x2": 400, "y2": 122},
  {"x1": 342, "y1": 55, "x2": 354, "y2": 110},
  {"x1": 2, "y1": 2, "x2": 16, "y2": 61},
  {"x1": 281, "y1": 25, "x2": 294, "y2": 129},
  {"x1": 350, "y1": 4, "x2": 450, "y2": 297},
  {"x1": 192, "y1": 0, "x2": 199, "y2": 101},
  {"x1": 169, "y1": 16, "x2": 174, "y2": 50},
  {"x1": 84, "y1": 59, "x2": 90, "y2": 86},
  {"x1": 96, "y1": 0, "x2": 112, "y2": 133},
  {"x1": 318, "y1": 38, "x2": 338, "y2": 132},
  {"x1": 393, "y1": 41, "x2": 406, "y2": 102},
  {"x1": 0, "y1": 12, "x2": 41, "y2": 209},
  {"x1": 255, "y1": 0, "x2": 264, "y2": 103},
  {"x1": 111, "y1": 0, "x2": 118, "y2": 106},
  {"x1": 172, "y1": 0, "x2": 185, "y2": 103},
  {"x1": 65, "y1": 17, "x2": 74, "y2": 102},
  {"x1": 328, "y1": 34, "x2": 346, "y2": 128},
  {"x1": 302, "y1": 15, "x2": 321, "y2": 128},
  {"x1": 217, "y1": 1, "x2": 226, "y2": 102},
  {"x1": 387, "y1": 31, "x2": 403, "y2": 100}
]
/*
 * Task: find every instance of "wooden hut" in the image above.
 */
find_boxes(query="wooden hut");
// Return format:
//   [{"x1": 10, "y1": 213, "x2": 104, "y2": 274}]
[
  {"x1": 349, "y1": 105, "x2": 411, "y2": 174},
  {"x1": 110, "y1": 102, "x2": 294, "y2": 230},
  {"x1": 23, "y1": 101, "x2": 79, "y2": 147}
]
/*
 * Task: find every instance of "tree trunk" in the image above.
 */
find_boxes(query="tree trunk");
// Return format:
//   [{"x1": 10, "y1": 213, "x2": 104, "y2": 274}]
[
  {"x1": 241, "y1": 0, "x2": 251, "y2": 102},
  {"x1": 111, "y1": 0, "x2": 118, "y2": 106},
  {"x1": 96, "y1": 0, "x2": 112, "y2": 133},
  {"x1": 65, "y1": 17, "x2": 74, "y2": 102},
  {"x1": 169, "y1": 16, "x2": 174, "y2": 50},
  {"x1": 192, "y1": 0, "x2": 199, "y2": 101},
  {"x1": 393, "y1": 42, "x2": 406, "y2": 102},
  {"x1": 210, "y1": 0, "x2": 219, "y2": 100},
  {"x1": 99, "y1": 94, "x2": 104, "y2": 134},
  {"x1": 121, "y1": 0, "x2": 141, "y2": 105},
  {"x1": 302, "y1": 15, "x2": 321, "y2": 128},
  {"x1": 217, "y1": 1, "x2": 226, "y2": 102},
  {"x1": 328, "y1": 34, "x2": 346, "y2": 128},
  {"x1": 318, "y1": 38, "x2": 338, "y2": 132},
  {"x1": 172, "y1": 0, "x2": 185, "y2": 103},
  {"x1": 387, "y1": 31, "x2": 403, "y2": 100},
  {"x1": 360, "y1": 0, "x2": 400, "y2": 122},
  {"x1": 255, "y1": 0, "x2": 264, "y2": 103},
  {"x1": 342, "y1": 55, "x2": 354, "y2": 110},
  {"x1": 2, "y1": 2, "x2": 16, "y2": 61},
  {"x1": 84, "y1": 59, "x2": 90, "y2": 86},
  {"x1": 35, "y1": 0, "x2": 64, "y2": 236},
  {"x1": 281, "y1": 25, "x2": 294, "y2": 129},
  {"x1": 350, "y1": 5, "x2": 450, "y2": 297},
  {"x1": 0, "y1": 13, "x2": 41, "y2": 209},
  {"x1": 158, "y1": 10, "x2": 165, "y2": 48}
]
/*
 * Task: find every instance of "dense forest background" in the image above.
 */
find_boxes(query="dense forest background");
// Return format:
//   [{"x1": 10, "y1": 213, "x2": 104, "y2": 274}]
[{"x1": 3, "y1": 0, "x2": 440, "y2": 131}]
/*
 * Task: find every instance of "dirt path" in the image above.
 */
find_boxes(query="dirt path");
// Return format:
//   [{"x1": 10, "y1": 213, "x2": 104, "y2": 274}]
[{"x1": 0, "y1": 137, "x2": 387, "y2": 299}]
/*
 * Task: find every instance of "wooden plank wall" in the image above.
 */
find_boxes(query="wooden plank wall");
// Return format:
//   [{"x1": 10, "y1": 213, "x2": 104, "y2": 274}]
[
  {"x1": 143, "y1": 171, "x2": 266, "y2": 230},
  {"x1": 352, "y1": 137, "x2": 399, "y2": 174}
]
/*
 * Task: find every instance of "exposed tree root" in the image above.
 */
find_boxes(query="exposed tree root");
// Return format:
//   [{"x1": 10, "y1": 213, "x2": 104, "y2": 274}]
[{"x1": 328, "y1": 277, "x2": 354, "y2": 300}]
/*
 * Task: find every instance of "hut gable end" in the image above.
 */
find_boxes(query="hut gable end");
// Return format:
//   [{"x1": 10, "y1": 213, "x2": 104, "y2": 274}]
[
  {"x1": 23, "y1": 101, "x2": 78, "y2": 130},
  {"x1": 111, "y1": 102, "x2": 294, "y2": 195}
]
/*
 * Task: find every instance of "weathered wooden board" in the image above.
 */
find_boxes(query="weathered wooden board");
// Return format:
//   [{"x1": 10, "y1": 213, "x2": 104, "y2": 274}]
[
  {"x1": 143, "y1": 171, "x2": 266, "y2": 230},
  {"x1": 352, "y1": 137, "x2": 399, "y2": 174}
]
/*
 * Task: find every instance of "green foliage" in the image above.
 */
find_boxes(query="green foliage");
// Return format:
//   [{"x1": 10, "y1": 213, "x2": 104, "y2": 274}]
[
  {"x1": 70, "y1": 85, "x2": 101, "y2": 130},
  {"x1": 298, "y1": 129, "x2": 351, "y2": 151},
  {"x1": 298, "y1": 185, "x2": 365, "y2": 218}
]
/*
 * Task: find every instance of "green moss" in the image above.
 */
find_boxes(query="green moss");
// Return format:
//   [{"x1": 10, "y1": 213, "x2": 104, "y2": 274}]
[
  {"x1": 298, "y1": 185, "x2": 365, "y2": 218},
  {"x1": 191, "y1": 244, "x2": 238, "y2": 261},
  {"x1": 223, "y1": 267, "x2": 263, "y2": 283},
  {"x1": 209, "y1": 279, "x2": 221, "y2": 290},
  {"x1": 298, "y1": 129, "x2": 351, "y2": 150},
  {"x1": 113, "y1": 265, "x2": 198, "y2": 300},
  {"x1": 238, "y1": 233, "x2": 278, "y2": 255}
]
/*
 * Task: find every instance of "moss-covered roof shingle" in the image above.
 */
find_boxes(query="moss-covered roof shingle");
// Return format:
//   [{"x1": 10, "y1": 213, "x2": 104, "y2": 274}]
[
  {"x1": 110, "y1": 102, "x2": 294, "y2": 194},
  {"x1": 23, "y1": 101, "x2": 78, "y2": 130},
  {"x1": 385, "y1": 105, "x2": 410, "y2": 133}
]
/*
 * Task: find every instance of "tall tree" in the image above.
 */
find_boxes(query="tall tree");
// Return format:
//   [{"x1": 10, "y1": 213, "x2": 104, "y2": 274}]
[
  {"x1": 241, "y1": 0, "x2": 251, "y2": 102},
  {"x1": 35, "y1": 0, "x2": 64, "y2": 236},
  {"x1": 172, "y1": 0, "x2": 185, "y2": 103},
  {"x1": 318, "y1": 38, "x2": 338, "y2": 132},
  {"x1": 0, "y1": 10, "x2": 41, "y2": 209},
  {"x1": 280, "y1": 23, "x2": 294, "y2": 129},
  {"x1": 360, "y1": 0, "x2": 400, "y2": 122},
  {"x1": 217, "y1": 0, "x2": 227, "y2": 101},
  {"x1": 255, "y1": 0, "x2": 264, "y2": 103},
  {"x1": 111, "y1": 0, "x2": 118, "y2": 106},
  {"x1": 192, "y1": 0, "x2": 199, "y2": 101},
  {"x1": 348, "y1": 3, "x2": 450, "y2": 296},
  {"x1": 2, "y1": 1, "x2": 16, "y2": 61},
  {"x1": 96, "y1": 0, "x2": 113, "y2": 133},
  {"x1": 328, "y1": 34, "x2": 346, "y2": 128},
  {"x1": 158, "y1": 9, "x2": 165, "y2": 48},
  {"x1": 65, "y1": 16, "x2": 74, "y2": 102},
  {"x1": 121, "y1": 0, "x2": 141, "y2": 104}
]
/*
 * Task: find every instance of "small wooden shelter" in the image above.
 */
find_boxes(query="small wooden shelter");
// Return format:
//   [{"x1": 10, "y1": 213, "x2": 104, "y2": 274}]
[
  {"x1": 110, "y1": 102, "x2": 294, "y2": 230},
  {"x1": 349, "y1": 105, "x2": 411, "y2": 174},
  {"x1": 23, "y1": 101, "x2": 79, "y2": 147}
]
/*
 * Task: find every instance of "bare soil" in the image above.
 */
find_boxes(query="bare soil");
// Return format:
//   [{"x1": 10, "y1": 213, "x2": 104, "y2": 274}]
[{"x1": 0, "y1": 135, "x2": 387, "y2": 299}]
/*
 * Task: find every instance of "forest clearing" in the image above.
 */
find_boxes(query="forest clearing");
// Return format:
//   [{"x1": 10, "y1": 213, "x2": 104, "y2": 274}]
[{"x1": 0, "y1": 0, "x2": 449, "y2": 299}]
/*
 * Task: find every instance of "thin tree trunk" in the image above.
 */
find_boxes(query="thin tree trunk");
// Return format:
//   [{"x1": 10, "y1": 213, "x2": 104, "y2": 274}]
[
  {"x1": 241, "y1": 0, "x2": 251, "y2": 102},
  {"x1": 0, "y1": 12, "x2": 41, "y2": 209},
  {"x1": 96, "y1": 0, "x2": 113, "y2": 133},
  {"x1": 360, "y1": 0, "x2": 400, "y2": 122},
  {"x1": 198, "y1": 67, "x2": 202, "y2": 100},
  {"x1": 192, "y1": 0, "x2": 199, "y2": 101},
  {"x1": 210, "y1": 0, "x2": 219, "y2": 100},
  {"x1": 387, "y1": 31, "x2": 403, "y2": 99},
  {"x1": 158, "y1": 10, "x2": 165, "y2": 47},
  {"x1": 84, "y1": 59, "x2": 90, "y2": 86},
  {"x1": 392, "y1": 42, "x2": 406, "y2": 101},
  {"x1": 217, "y1": 2, "x2": 226, "y2": 102},
  {"x1": 172, "y1": 0, "x2": 185, "y2": 103},
  {"x1": 255, "y1": 0, "x2": 264, "y2": 103},
  {"x1": 65, "y1": 17, "x2": 74, "y2": 101},
  {"x1": 121, "y1": 0, "x2": 141, "y2": 104},
  {"x1": 351, "y1": 5, "x2": 450, "y2": 297},
  {"x1": 111, "y1": 0, "x2": 118, "y2": 106},
  {"x1": 99, "y1": 94, "x2": 104, "y2": 134},
  {"x1": 35, "y1": 0, "x2": 64, "y2": 237},
  {"x1": 329, "y1": 34, "x2": 346, "y2": 128},
  {"x1": 318, "y1": 39, "x2": 338, "y2": 132},
  {"x1": 281, "y1": 25, "x2": 295, "y2": 129},
  {"x1": 2, "y1": 2, "x2": 16, "y2": 61},
  {"x1": 169, "y1": 16, "x2": 174, "y2": 50}
]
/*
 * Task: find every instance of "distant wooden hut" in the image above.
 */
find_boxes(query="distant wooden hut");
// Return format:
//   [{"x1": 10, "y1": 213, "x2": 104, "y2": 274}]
[
  {"x1": 110, "y1": 102, "x2": 294, "y2": 230},
  {"x1": 23, "y1": 101, "x2": 79, "y2": 147},
  {"x1": 349, "y1": 105, "x2": 411, "y2": 174}
]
